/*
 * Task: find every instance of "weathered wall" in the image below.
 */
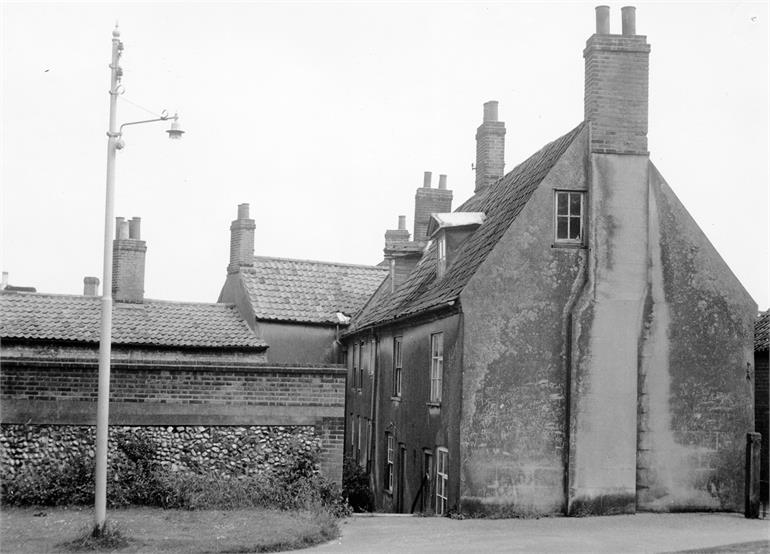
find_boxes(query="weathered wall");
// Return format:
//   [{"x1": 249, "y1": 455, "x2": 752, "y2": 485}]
[
  {"x1": 345, "y1": 312, "x2": 463, "y2": 514},
  {"x1": 459, "y1": 128, "x2": 588, "y2": 515},
  {"x1": 568, "y1": 152, "x2": 649, "y2": 515},
  {"x1": 258, "y1": 321, "x2": 339, "y2": 365},
  {"x1": 0, "y1": 354, "x2": 345, "y2": 483},
  {"x1": 635, "y1": 165, "x2": 755, "y2": 511}
]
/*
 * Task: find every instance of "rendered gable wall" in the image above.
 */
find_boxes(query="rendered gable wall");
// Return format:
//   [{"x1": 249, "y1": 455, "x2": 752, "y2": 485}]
[
  {"x1": 459, "y1": 126, "x2": 589, "y2": 515},
  {"x1": 635, "y1": 164, "x2": 755, "y2": 511}
]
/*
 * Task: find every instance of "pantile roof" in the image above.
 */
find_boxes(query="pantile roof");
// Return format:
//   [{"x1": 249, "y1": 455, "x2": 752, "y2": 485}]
[
  {"x1": 756, "y1": 311, "x2": 770, "y2": 352},
  {"x1": 241, "y1": 256, "x2": 388, "y2": 324},
  {"x1": 352, "y1": 122, "x2": 585, "y2": 331},
  {"x1": 0, "y1": 291, "x2": 265, "y2": 348}
]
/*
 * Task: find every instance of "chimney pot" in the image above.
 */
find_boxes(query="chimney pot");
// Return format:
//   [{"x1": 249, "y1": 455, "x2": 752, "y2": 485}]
[
  {"x1": 116, "y1": 218, "x2": 129, "y2": 240},
  {"x1": 237, "y1": 203, "x2": 250, "y2": 220},
  {"x1": 423, "y1": 171, "x2": 432, "y2": 188},
  {"x1": 595, "y1": 5, "x2": 610, "y2": 34},
  {"x1": 1, "y1": 271, "x2": 8, "y2": 289},
  {"x1": 438, "y1": 174, "x2": 448, "y2": 190},
  {"x1": 84, "y1": 276, "x2": 100, "y2": 296},
  {"x1": 128, "y1": 217, "x2": 141, "y2": 240},
  {"x1": 398, "y1": 215, "x2": 406, "y2": 230},
  {"x1": 483, "y1": 101, "x2": 499, "y2": 122},
  {"x1": 621, "y1": 6, "x2": 636, "y2": 35}
]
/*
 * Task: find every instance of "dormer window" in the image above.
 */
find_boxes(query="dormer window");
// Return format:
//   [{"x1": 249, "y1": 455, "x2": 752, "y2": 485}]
[
  {"x1": 437, "y1": 233, "x2": 447, "y2": 278},
  {"x1": 555, "y1": 191, "x2": 585, "y2": 244}
]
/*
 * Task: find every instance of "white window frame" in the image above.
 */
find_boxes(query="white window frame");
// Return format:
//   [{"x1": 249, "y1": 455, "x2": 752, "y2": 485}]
[
  {"x1": 393, "y1": 336, "x2": 403, "y2": 398},
  {"x1": 358, "y1": 341, "x2": 365, "y2": 389},
  {"x1": 386, "y1": 434, "x2": 394, "y2": 493},
  {"x1": 436, "y1": 233, "x2": 447, "y2": 278},
  {"x1": 352, "y1": 343, "x2": 359, "y2": 389},
  {"x1": 554, "y1": 190, "x2": 585, "y2": 244},
  {"x1": 436, "y1": 447, "x2": 448, "y2": 515},
  {"x1": 430, "y1": 332, "x2": 444, "y2": 403}
]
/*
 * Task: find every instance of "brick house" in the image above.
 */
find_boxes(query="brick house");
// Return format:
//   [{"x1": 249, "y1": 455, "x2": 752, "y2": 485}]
[
  {"x1": 342, "y1": 6, "x2": 756, "y2": 516},
  {"x1": 218, "y1": 204, "x2": 388, "y2": 365},
  {"x1": 755, "y1": 311, "x2": 769, "y2": 509}
]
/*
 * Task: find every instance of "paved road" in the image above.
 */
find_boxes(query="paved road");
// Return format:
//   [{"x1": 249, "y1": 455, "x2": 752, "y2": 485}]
[{"x1": 307, "y1": 513, "x2": 769, "y2": 553}]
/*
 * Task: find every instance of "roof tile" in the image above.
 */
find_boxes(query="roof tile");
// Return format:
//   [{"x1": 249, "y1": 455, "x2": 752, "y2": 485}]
[
  {"x1": 0, "y1": 292, "x2": 265, "y2": 348},
  {"x1": 242, "y1": 257, "x2": 388, "y2": 324}
]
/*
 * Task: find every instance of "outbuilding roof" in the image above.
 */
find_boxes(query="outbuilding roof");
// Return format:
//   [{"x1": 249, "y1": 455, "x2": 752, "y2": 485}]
[
  {"x1": 0, "y1": 291, "x2": 266, "y2": 348},
  {"x1": 240, "y1": 256, "x2": 388, "y2": 324},
  {"x1": 352, "y1": 122, "x2": 585, "y2": 331},
  {"x1": 756, "y1": 311, "x2": 770, "y2": 352}
]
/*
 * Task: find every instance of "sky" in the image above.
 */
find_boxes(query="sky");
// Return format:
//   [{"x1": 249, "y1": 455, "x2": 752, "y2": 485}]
[{"x1": 1, "y1": 1, "x2": 768, "y2": 309}]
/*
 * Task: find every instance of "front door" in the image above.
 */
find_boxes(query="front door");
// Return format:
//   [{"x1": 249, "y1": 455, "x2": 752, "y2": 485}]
[{"x1": 396, "y1": 444, "x2": 406, "y2": 512}]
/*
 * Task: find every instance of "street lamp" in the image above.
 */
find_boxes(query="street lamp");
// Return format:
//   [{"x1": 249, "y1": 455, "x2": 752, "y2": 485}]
[{"x1": 94, "y1": 23, "x2": 183, "y2": 536}]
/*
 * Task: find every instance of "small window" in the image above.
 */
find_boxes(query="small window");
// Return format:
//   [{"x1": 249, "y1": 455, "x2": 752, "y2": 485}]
[
  {"x1": 436, "y1": 234, "x2": 447, "y2": 278},
  {"x1": 385, "y1": 434, "x2": 394, "y2": 492},
  {"x1": 430, "y1": 333, "x2": 444, "y2": 403},
  {"x1": 555, "y1": 191, "x2": 585, "y2": 243},
  {"x1": 393, "y1": 336, "x2": 403, "y2": 397},
  {"x1": 436, "y1": 447, "x2": 448, "y2": 515},
  {"x1": 358, "y1": 341, "x2": 366, "y2": 389}
]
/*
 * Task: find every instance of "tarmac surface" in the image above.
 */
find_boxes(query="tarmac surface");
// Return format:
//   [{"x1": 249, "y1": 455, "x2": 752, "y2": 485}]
[{"x1": 308, "y1": 513, "x2": 770, "y2": 553}]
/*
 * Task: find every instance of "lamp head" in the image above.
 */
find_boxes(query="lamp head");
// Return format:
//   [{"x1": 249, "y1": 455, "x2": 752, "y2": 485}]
[{"x1": 166, "y1": 114, "x2": 185, "y2": 140}]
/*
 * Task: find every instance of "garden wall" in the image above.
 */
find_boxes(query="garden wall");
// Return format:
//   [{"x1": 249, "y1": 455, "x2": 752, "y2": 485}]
[{"x1": 0, "y1": 356, "x2": 346, "y2": 483}]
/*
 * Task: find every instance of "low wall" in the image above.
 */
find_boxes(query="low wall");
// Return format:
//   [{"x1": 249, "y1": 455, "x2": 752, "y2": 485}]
[{"x1": 0, "y1": 357, "x2": 346, "y2": 483}]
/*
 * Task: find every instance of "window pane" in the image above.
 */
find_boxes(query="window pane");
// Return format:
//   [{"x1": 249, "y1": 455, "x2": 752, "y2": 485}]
[
  {"x1": 569, "y1": 193, "x2": 581, "y2": 215},
  {"x1": 557, "y1": 193, "x2": 568, "y2": 215},
  {"x1": 557, "y1": 217, "x2": 568, "y2": 239},
  {"x1": 569, "y1": 216, "x2": 581, "y2": 240}
]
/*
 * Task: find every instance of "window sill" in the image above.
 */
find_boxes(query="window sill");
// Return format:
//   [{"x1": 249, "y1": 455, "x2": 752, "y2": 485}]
[
  {"x1": 426, "y1": 402, "x2": 441, "y2": 412},
  {"x1": 551, "y1": 242, "x2": 586, "y2": 249},
  {"x1": 390, "y1": 396, "x2": 401, "y2": 403}
]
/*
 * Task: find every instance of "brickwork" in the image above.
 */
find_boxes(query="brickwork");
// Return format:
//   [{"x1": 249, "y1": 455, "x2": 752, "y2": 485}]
[
  {"x1": 584, "y1": 34, "x2": 650, "y2": 154},
  {"x1": 475, "y1": 122, "x2": 506, "y2": 193},
  {"x1": 228, "y1": 204, "x2": 256, "y2": 274},
  {"x1": 413, "y1": 188, "x2": 453, "y2": 243},
  {"x1": 112, "y1": 238, "x2": 146, "y2": 303},
  {"x1": 0, "y1": 358, "x2": 346, "y2": 482}
]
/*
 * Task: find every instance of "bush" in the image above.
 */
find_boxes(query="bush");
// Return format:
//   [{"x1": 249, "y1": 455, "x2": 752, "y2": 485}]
[
  {"x1": 1, "y1": 430, "x2": 350, "y2": 518},
  {"x1": 342, "y1": 456, "x2": 373, "y2": 512}
]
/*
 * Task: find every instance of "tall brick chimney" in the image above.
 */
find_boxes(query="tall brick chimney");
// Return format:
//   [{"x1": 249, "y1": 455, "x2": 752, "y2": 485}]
[
  {"x1": 384, "y1": 215, "x2": 422, "y2": 292},
  {"x1": 228, "y1": 203, "x2": 256, "y2": 274},
  {"x1": 413, "y1": 172, "x2": 452, "y2": 243},
  {"x1": 474, "y1": 101, "x2": 506, "y2": 194},
  {"x1": 584, "y1": 5, "x2": 650, "y2": 154},
  {"x1": 112, "y1": 216, "x2": 146, "y2": 303}
]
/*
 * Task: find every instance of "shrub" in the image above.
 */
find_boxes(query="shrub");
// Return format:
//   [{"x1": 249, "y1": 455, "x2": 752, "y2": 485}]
[{"x1": 342, "y1": 456, "x2": 373, "y2": 512}]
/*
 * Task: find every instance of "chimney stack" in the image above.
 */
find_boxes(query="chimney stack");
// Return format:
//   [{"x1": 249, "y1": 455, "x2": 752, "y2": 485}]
[
  {"x1": 84, "y1": 276, "x2": 100, "y2": 296},
  {"x1": 474, "y1": 100, "x2": 506, "y2": 194},
  {"x1": 228, "y1": 203, "x2": 256, "y2": 274},
  {"x1": 112, "y1": 216, "x2": 146, "y2": 303},
  {"x1": 413, "y1": 172, "x2": 452, "y2": 242},
  {"x1": 584, "y1": 5, "x2": 650, "y2": 154},
  {"x1": 1, "y1": 271, "x2": 8, "y2": 290},
  {"x1": 385, "y1": 215, "x2": 411, "y2": 248}
]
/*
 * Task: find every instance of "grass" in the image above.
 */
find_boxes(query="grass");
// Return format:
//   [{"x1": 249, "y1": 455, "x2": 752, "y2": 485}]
[{"x1": 0, "y1": 506, "x2": 340, "y2": 553}]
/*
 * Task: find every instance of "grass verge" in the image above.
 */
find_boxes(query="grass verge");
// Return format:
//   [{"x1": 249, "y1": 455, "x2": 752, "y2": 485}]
[{"x1": 0, "y1": 506, "x2": 340, "y2": 553}]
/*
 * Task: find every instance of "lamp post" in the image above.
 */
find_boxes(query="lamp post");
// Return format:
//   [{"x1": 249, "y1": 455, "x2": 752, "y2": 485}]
[{"x1": 94, "y1": 24, "x2": 183, "y2": 535}]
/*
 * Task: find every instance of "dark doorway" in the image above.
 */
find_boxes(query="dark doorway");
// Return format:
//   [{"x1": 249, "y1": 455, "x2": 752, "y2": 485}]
[
  {"x1": 421, "y1": 450, "x2": 433, "y2": 513},
  {"x1": 397, "y1": 444, "x2": 406, "y2": 512}
]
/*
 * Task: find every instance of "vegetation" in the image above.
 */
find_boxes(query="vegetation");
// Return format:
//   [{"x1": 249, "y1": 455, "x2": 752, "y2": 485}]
[{"x1": 341, "y1": 456, "x2": 374, "y2": 512}]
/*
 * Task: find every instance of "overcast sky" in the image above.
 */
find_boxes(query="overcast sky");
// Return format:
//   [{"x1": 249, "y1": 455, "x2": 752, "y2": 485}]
[{"x1": 1, "y1": 1, "x2": 768, "y2": 309}]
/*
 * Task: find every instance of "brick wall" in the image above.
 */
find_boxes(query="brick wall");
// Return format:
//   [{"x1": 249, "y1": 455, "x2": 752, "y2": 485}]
[
  {"x1": 0, "y1": 358, "x2": 346, "y2": 482},
  {"x1": 584, "y1": 34, "x2": 650, "y2": 155}
]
